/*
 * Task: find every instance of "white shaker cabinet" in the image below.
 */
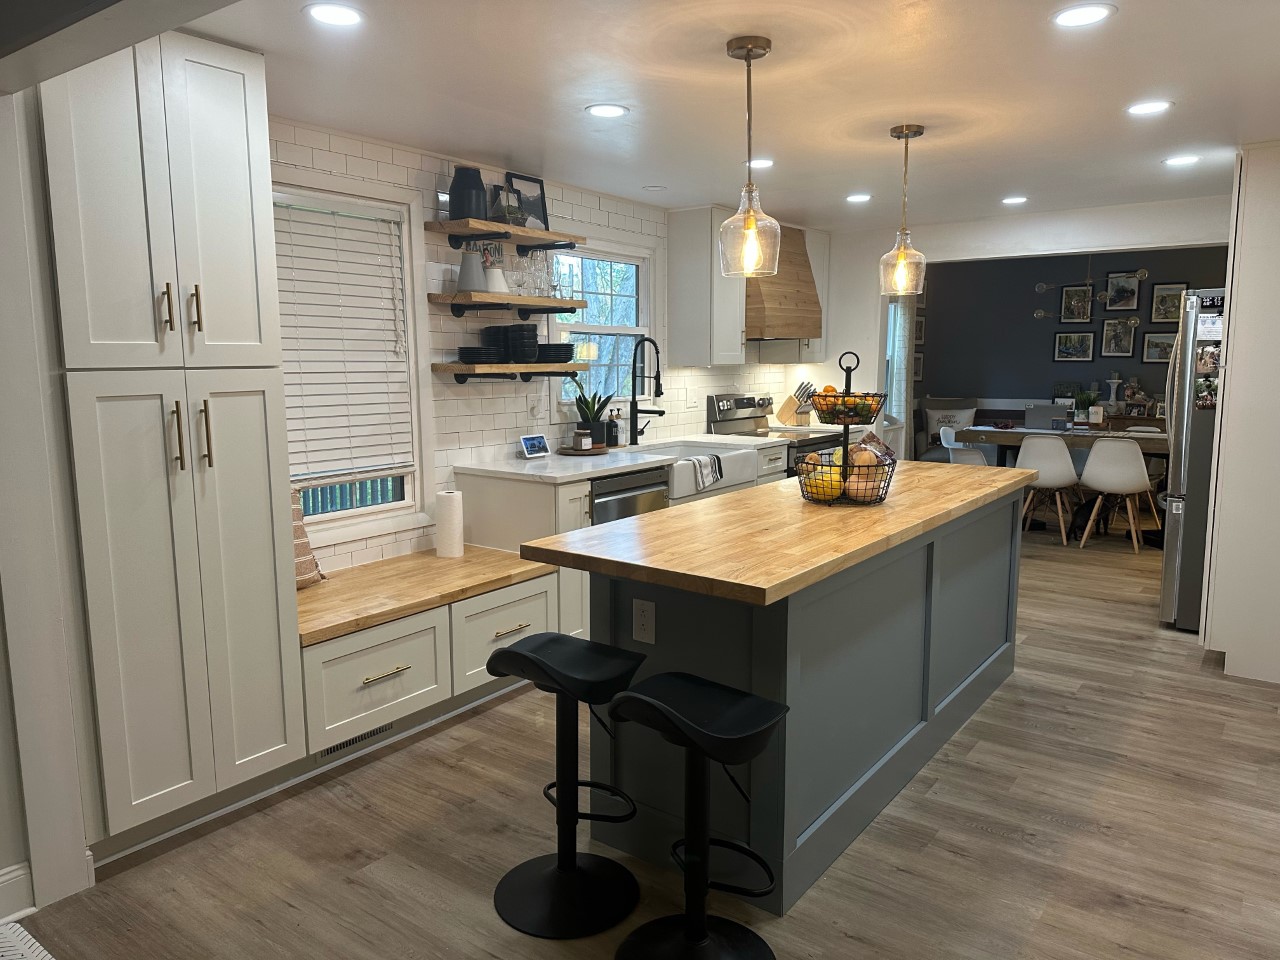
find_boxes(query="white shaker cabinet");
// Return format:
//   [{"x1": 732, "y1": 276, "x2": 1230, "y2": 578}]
[
  {"x1": 42, "y1": 33, "x2": 279, "y2": 370},
  {"x1": 554, "y1": 482, "x2": 593, "y2": 638},
  {"x1": 186, "y1": 369, "x2": 304, "y2": 787},
  {"x1": 66, "y1": 371, "x2": 216, "y2": 831},
  {"x1": 67, "y1": 368, "x2": 303, "y2": 832},
  {"x1": 668, "y1": 206, "x2": 747, "y2": 367}
]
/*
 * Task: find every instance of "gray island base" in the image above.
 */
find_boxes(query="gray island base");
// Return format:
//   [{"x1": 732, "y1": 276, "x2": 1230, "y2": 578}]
[{"x1": 521, "y1": 462, "x2": 1035, "y2": 915}]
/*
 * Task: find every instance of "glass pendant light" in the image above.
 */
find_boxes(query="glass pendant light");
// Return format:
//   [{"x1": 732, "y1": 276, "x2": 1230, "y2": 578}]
[
  {"x1": 879, "y1": 124, "x2": 927, "y2": 296},
  {"x1": 720, "y1": 36, "x2": 780, "y2": 278}
]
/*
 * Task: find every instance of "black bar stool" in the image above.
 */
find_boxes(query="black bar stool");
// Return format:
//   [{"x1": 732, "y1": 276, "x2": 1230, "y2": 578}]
[
  {"x1": 609, "y1": 671, "x2": 789, "y2": 960},
  {"x1": 486, "y1": 632, "x2": 647, "y2": 939}
]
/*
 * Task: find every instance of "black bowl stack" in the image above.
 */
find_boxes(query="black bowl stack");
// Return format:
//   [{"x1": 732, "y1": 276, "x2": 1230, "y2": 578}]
[
  {"x1": 504, "y1": 324, "x2": 539, "y2": 363},
  {"x1": 457, "y1": 324, "x2": 566, "y2": 365}
]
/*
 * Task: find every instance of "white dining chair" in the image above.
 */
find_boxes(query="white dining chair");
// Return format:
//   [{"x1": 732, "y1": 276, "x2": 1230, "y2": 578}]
[
  {"x1": 1014, "y1": 435, "x2": 1080, "y2": 546},
  {"x1": 1078, "y1": 438, "x2": 1154, "y2": 552},
  {"x1": 1125, "y1": 426, "x2": 1168, "y2": 486},
  {"x1": 948, "y1": 447, "x2": 988, "y2": 466}
]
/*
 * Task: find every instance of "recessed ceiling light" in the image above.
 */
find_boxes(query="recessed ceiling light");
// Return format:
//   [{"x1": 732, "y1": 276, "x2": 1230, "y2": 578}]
[
  {"x1": 1052, "y1": 3, "x2": 1117, "y2": 27},
  {"x1": 586, "y1": 103, "x2": 629, "y2": 118},
  {"x1": 846, "y1": 193, "x2": 872, "y2": 203},
  {"x1": 1003, "y1": 196, "x2": 1028, "y2": 205},
  {"x1": 305, "y1": 3, "x2": 362, "y2": 25},
  {"x1": 1163, "y1": 154, "x2": 1201, "y2": 166},
  {"x1": 642, "y1": 185, "x2": 667, "y2": 191},
  {"x1": 1127, "y1": 100, "x2": 1172, "y2": 116},
  {"x1": 747, "y1": 158, "x2": 774, "y2": 169}
]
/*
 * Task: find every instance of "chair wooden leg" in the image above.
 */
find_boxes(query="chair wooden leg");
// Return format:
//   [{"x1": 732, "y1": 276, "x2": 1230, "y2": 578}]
[
  {"x1": 1146, "y1": 490, "x2": 1162, "y2": 530},
  {"x1": 1079, "y1": 495, "x2": 1104, "y2": 548},
  {"x1": 1054, "y1": 490, "x2": 1069, "y2": 546},
  {"x1": 1023, "y1": 490, "x2": 1039, "y2": 531},
  {"x1": 1124, "y1": 495, "x2": 1141, "y2": 553}
]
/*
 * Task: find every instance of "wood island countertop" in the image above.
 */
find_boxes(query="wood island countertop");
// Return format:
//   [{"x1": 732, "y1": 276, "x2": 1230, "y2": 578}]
[
  {"x1": 521, "y1": 461, "x2": 1037, "y2": 606},
  {"x1": 297, "y1": 545, "x2": 556, "y2": 646}
]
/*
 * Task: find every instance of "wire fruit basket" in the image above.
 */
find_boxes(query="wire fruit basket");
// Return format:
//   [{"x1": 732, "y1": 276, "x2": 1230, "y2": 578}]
[
  {"x1": 808, "y1": 362, "x2": 887, "y2": 425},
  {"x1": 795, "y1": 352, "x2": 897, "y2": 506}
]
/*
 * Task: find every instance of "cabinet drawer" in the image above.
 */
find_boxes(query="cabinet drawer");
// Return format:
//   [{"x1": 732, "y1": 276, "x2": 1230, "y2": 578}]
[
  {"x1": 758, "y1": 446, "x2": 788, "y2": 477},
  {"x1": 450, "y1": 575, "x2": 558, "y2": 695},
  {"x1": 302, "y1": 607, "x2": 450, "y2": 752}
]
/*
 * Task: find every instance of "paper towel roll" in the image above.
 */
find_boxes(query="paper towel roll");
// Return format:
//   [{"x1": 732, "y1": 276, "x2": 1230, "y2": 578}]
[{"x1": 435, "y1": 490, "x2": 464, "y2": 558}]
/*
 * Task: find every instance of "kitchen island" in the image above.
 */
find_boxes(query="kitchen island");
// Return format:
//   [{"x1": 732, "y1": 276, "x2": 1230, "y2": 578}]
[{"x1": 521, "y1": 460, "x2": 1037, "y2": 914}]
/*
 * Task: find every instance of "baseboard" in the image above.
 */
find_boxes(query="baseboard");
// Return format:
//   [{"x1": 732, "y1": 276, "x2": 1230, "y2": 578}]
[{"x1": 0, "y1": 862, "x2": 34, "y2": 923}]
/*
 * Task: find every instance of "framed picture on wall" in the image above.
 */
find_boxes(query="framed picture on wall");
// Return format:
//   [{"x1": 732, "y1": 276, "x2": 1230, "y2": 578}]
[
  {"x1": 913, "y1": 317, "x2": 926, "y2": 345},
  {"x1": 1054, "y1": 332, "x2": 1095, "y2": 362},
  {"x1": 1053, "y1": 381, "x2": 1081, "y2": 400},
  {"x1": 1143, "y1": 332, "x2": 1177, "y2": 362},
  {"x1": 1105, "y1": 272, "x2": 1141, "y2": 311},
  {"x1": 1060, "y1": 284, "x2": 1093, "y2": 322},
  {"x1": 1151, "y1": 283, "x2": 1187, "y2": 322},
  {"x1": 913, "y1": 353, "x2": 924, "y2": 381},
  {"x1": 916, "y1": 280, "x2": 928, "y2": 309},
  {"x1": 505, "y1": 172, "x2": 549, "y2": 230},
  {"x1": 1101, "y1": 317, "x2": 1137, "y2": 357}
]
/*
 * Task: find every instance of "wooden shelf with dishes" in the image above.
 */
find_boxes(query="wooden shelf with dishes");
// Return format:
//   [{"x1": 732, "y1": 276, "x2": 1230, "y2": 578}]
[
  {"x1": 425, "y1": 218, "x2": 586, "y2": 256},
  {"x1": 430, "y1": 362, "x2": 588, "y2": 385},
  {"x1": 426, "y1": 291, "x2": 589, "y2": 320}
]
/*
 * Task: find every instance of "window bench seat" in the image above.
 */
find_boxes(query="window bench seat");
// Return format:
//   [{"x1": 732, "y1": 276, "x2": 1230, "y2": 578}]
[{"x1": 297, "y1": 544, "x2": 556, "y2": 646}]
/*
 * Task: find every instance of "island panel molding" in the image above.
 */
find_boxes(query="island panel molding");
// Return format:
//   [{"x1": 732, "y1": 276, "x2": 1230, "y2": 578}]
[{"x1": 521, "y1": 461, "x2": 1037, "y2": 606}]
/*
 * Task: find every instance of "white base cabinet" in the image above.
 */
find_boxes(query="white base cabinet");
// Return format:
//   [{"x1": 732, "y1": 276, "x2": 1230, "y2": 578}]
[
  {"x1": 67, "y1": 368, "x2": 303, "y2": 832},
  {"x1": 450, "y1": 576, "x2": 559, "y2": 695}
]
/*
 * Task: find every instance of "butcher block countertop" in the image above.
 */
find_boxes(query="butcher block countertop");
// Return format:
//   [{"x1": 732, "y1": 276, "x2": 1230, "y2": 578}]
[
  {"x1": 521, "y1": 461, "x2": 1037, "y2": 607},
  {"x1": 297, "y1": 545, "x2": 556, "y2": 647}
]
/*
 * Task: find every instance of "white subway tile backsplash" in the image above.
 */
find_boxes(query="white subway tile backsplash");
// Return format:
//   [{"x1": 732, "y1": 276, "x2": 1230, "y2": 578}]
[
  {"x1": 269, "y1": 121, "x2": 295, "y2": 143},
  {"x1": 330, "y1": 134, "x2": 364, "y2": 156},
  {"x1": 275, "y1": 142, "x2": 313, "y2": 166},
  {"x1": 363, "y1": 141, "x2": 394, "y2": 163},
  {"x1": 377, "y1": 162, "x2": 409, "y2": 185},
  {"x1": 294, "y1": 127, "x2": 330, "y2": 150},
  {"x1": 312, "y1": 150, "x2": 346, "y2": 173},
  {"x1": 346, "y1": 155, "x2": 378, "y2": 178}
]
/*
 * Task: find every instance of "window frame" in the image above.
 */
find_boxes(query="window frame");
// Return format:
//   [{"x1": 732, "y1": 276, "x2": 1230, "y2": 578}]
[
  {"x1": 550, "y1": 238, "x2": 657, "y2": 425},
  {"x1": 270, "y1": 166, "x2": 435, "y2": 548}
]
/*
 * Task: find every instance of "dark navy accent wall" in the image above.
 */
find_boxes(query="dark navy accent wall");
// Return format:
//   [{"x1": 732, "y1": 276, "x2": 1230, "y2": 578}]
[{"x1": 918, "y1": 245, "x2": 1227, "y2": 399}]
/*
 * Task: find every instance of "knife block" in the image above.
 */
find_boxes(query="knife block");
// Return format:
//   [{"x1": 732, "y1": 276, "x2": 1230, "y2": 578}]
[{"x1": 776, "y1": 395, "x2": 811, "y2": 426}]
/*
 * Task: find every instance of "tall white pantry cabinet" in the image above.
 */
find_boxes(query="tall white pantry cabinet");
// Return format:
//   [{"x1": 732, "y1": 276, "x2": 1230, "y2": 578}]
[{"x1": 42, "y1": 33, "x2": 303, "y2": 833}]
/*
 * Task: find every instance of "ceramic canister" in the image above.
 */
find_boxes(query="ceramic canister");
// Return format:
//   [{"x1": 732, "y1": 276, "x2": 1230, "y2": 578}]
[
  {"x1": 457, "y1": 252, "x2": 486, "y2": 292},
  {"x1": 447, "y1": 166, "x2": 488, "y2": 221}
]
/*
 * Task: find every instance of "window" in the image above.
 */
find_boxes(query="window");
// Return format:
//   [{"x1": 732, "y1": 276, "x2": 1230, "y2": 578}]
[
  {"x1": 553, "y1": 251, "x2": 648, "y2": 404},
  {"x1": 273, "y1": 195, "x2": 418, "y2": 520}
]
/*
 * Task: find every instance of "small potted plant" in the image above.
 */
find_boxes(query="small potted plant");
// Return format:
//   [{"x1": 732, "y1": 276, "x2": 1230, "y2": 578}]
[
  {"x1": 574, "y1": 382, "x2": 613, "y2": 448},
  {"x1": 1074, "y1": 390, "x2": 1099, "y2": 426}
]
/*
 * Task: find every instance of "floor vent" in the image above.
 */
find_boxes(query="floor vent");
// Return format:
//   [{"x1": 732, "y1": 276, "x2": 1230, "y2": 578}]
[
  {"x1": 318, "y1": 723, "x2": 394, "y2": 759},
  {"x1": 0, "y1": 923, "x2": 57, "y2": 960}
]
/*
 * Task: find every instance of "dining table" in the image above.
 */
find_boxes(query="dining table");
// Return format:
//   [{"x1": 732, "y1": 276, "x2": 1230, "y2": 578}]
[{"x1": 954, "y1": 425, "x2": 1170, "y2": 467}]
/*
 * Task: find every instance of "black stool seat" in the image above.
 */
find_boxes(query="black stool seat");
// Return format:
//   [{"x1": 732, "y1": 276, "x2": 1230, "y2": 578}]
[
  {"x1": 485, "y1": 632, "x2": 646, "y2": 941},
  {"x1": 488, "y1": 631, "x2": 646, "y2": 704},
  {"x1": 609, "y1": 672, "x2": 788, "y2": 766}
]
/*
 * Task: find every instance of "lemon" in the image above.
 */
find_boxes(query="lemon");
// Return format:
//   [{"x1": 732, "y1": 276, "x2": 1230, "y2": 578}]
[{"x1": 801, "y1": 466, "x2": 844, "y2": 502}]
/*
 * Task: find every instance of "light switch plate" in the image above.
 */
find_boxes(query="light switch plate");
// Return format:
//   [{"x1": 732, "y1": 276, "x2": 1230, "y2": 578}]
[{"x1": 633, "y1": 599, "x2": 656, "y2": 644}]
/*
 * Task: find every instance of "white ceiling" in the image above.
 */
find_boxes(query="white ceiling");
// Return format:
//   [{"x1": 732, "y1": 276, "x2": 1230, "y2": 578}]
[{"x1": 188, "y1": 0, "x2": 1279, "y2": 233}]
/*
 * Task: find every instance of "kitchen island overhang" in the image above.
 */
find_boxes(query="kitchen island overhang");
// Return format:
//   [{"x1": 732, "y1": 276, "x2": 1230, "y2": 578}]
[{"x1": 522, "y1": 461, "x2": 1037, "y2": 915}]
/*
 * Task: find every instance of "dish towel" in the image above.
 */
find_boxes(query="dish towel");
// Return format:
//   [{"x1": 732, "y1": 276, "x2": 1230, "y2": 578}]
[{"x1": 686, "y1": 454, "x2": 723, "y2": 492}]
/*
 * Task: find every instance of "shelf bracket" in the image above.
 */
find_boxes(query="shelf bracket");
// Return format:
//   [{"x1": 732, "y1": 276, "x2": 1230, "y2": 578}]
[
  {"x1": 449, "y1": 302, "x2": 512, "y2": 319},
  {"x1": 452, "y1": 372, "x2": 519, "y2": 384},
  {"x1": 517, "y1": 305, "x2": 580, "y2": 321},
  {"x1": 516, "y1": 240, "x2": 577, "y2": 257},
  {"x1": 447, "y1": 230, "x2": 512, "y2": 250}
]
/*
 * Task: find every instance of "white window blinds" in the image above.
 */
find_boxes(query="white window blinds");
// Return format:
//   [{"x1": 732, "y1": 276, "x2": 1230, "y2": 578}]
[{"x1": 274, "y1": 199, "x2": 415, "y2": 485}]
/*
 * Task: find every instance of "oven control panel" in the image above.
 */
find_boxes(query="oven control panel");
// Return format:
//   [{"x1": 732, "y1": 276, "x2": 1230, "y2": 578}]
[{"x1": 708, "y1": 393, "x2": 774, "y2": 421}]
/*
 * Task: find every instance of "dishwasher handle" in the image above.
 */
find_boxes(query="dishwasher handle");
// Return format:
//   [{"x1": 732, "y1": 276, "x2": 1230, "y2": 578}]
[{"x1": 592, "y1": 482, "x2": 669, "y2": 506}]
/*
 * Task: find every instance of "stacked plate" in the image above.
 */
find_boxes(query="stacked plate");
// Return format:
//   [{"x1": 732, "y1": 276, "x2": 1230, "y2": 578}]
[
  {"x1": 537, "y1": 343, "x2": 577, "y2": 363},
  {"x1": 457, "y1": 346, "x2": 504, "y2": 364}
]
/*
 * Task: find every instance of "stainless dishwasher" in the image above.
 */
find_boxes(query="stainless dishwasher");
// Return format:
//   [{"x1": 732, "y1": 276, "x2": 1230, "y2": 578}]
[{"x1": 590, "y1": 468, "x2": 669, "y2": 525}]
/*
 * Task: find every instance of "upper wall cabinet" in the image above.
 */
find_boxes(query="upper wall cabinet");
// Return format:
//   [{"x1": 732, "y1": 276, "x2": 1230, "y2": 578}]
[
  {"x1": 42, "y1": 34, "x2": 280, "y2": 370},
  {"x1": 668, "y1": 206, "x2": 829, "y2": 367}
]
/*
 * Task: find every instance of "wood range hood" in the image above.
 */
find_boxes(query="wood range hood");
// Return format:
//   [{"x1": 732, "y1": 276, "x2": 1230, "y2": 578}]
[{"x1": 745, "y1": 225, "x2": 822, "y2": 341}]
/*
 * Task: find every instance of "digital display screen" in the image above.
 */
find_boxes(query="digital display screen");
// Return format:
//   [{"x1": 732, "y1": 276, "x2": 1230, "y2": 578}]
[
  {"x1": 520, "y1": 434, "x2": 550, "y2": 457},
  {"x1": 1199, "y1": 295, "x2": 1224, "y2": 311}
]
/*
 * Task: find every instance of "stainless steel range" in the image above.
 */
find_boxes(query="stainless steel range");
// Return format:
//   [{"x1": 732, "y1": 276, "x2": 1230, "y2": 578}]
[{"x1": 707, "y1": 393, "x2": 844, "y2": 476}]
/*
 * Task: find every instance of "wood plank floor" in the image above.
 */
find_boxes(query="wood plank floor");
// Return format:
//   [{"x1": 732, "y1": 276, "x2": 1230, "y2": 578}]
[{"x1": 25, "y1": 529, "x2": 1280, "y2": 959}]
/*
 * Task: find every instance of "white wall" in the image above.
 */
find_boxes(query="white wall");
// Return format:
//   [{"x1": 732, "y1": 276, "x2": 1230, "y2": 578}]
[
  {"x1": 0, "y1": 598, "x2": 28, "y2": 870},
  {"x1": 1203, "y1": 145, "x2": 1278, "y2": 682}
]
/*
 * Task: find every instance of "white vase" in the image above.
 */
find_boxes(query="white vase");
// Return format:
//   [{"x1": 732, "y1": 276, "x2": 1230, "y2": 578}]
[
  {"x1": 456, "y1": 252, "x2": 485, "y2": 292},
  {"x1": 485, "y1": 267, "x2": 509, "y2": 294}
]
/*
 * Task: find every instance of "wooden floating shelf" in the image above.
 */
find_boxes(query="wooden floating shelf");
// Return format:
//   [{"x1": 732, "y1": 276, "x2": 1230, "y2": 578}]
[
  {"x1": 427, "y1": 291, "x2": 588, "y2": 320},
  {"x1": 431, "y1": 362, "x2": 588, "y2": 385},
  {"x1": 426, "y1": 218, "x2": 586, "y2": 255}
]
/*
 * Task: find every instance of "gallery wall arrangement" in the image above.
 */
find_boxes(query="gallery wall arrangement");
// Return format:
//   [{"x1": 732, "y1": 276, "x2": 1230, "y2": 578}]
[{"x1": 915, "y1": 245, "x2": 1228, "y2": 399}]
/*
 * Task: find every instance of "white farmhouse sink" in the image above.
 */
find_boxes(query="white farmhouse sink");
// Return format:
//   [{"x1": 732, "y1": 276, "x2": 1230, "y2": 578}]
[{"x1": 647, "y1": 443, "x2": 758, "y2": 500}]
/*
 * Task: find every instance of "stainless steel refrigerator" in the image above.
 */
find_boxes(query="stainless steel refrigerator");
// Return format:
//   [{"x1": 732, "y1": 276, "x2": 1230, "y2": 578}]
[{"x1": 1159, "y1": 288, "x2": 1224, "y2": 631}]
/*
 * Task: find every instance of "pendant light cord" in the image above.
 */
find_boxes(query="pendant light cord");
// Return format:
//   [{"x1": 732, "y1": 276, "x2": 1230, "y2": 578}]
[
  {"x1": 745, "y1": 51, "x2": 755, "y2": 189},
  {"x1": 900, "y1": 134, "x2": 910, "y2": 233}
]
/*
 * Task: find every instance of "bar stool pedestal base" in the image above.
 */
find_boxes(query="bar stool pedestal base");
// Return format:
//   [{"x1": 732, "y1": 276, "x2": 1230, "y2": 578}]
[
  {"x1": 494, "y1": 852, "x2": 639, "y2": 939},
  {"x1": 616, "y1": 915, "x2": 775, "y2": 960}
]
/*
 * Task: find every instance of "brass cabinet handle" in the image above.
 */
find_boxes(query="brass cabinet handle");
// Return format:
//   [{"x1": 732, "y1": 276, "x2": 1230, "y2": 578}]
[
  {"x1": 200, "y1": 400, "x2": 213, "y2": 467},
  {"x1": 363, "y1": 664, "x2": 411, "y2": 685},
  {"x1": 192, "y1": 284, "x2": 204, "y2": 332},
  {"x1": 494, "y1": 622, "x2": 531, "y2": 640},
  {"x1": 163, "y1": 282, "x2": 175, "y2": 332},
  {"x1": 173, "y1": 400, "x2": 186, "y2": 470},
  {"x1": 766, "y1": 455, "x2": 783, "y2": 463}
]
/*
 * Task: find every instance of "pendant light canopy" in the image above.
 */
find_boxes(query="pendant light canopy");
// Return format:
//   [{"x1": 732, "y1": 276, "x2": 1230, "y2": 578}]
[
  {"x1": 879, "y1": 124, "x2": 927, "y2": 297},
  {"x1": 720, "y1": 36, "x2": 781, "y2": 278}
]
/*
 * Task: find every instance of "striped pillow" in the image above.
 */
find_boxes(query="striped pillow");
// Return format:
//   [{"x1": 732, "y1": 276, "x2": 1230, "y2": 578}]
[{"x1": 291, "y1": 489, "x2": 325, "y2": 590}]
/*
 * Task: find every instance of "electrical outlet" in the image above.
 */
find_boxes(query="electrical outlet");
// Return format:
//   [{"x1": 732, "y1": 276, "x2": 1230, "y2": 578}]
[
  {"x1": 528, "y1": 395, "x2": 547, "y2": 420},
  {"x1": 633, "y1": 599, "x2": 656, "y2": 644},
  {"x1": 686, "y1": 392, "x2": 700, "y2": 410}
]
